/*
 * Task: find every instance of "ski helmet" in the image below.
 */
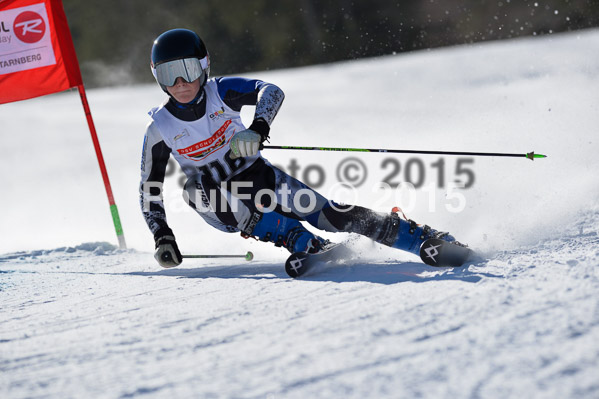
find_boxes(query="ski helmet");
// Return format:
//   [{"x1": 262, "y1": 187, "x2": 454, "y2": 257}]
[{"x1": 150, "y1": 28, "x2": 210, "y2": 93}]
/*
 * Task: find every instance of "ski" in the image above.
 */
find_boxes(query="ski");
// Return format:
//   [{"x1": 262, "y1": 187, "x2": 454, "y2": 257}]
[
  {"x1": 419, "y1": 238, "x2": 473, "y2": 267},
  {"x1": 285, "y1": 239, "x2": 474, "y2": 278},
  {"x1": 285, "y1": 243, "x2": 347, "y2": 278}
]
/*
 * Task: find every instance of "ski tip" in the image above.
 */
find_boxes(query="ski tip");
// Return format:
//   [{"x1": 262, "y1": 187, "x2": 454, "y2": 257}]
[
  {"x1": 419, "y1": 238, "x2": 473, "y2": 267},
  {"x1": 285, "y1": 252, "x2": 309, "y2": 278}
]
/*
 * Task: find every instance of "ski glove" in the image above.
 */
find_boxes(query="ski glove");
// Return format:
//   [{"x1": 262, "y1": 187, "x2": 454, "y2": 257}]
[
  {"x1": 229, "y1": 129, "x2": 261, "y2": 159},
  {"x1": 154, "y1": 234, "x2": 182, "y2": 268},
  {"x1": 229, "y1": 118, "x2": 270, "y2": 159}
]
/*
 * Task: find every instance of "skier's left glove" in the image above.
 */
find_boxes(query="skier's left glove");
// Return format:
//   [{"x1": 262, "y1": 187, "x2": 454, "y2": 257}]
[
  {"x1": 229, "y1": 118, "x2": 270, "y2": 159},
  {"x1": 154, "y1": 229, "x2": 182, "y2": 268}
]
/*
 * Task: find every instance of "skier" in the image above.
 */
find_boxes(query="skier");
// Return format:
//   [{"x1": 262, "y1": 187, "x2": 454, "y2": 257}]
[{"x1": 140, "y1": 28, "x2": 462, "y2": 268}]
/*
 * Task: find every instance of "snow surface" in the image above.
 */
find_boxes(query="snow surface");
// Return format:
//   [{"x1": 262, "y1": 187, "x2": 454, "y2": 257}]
[{"x1": 1, "y1": 30, "x2": 599, "y2": 398}]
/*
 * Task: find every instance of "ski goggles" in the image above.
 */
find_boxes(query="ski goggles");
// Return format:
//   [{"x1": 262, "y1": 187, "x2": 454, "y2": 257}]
[{"x1": 152, "y1": 56, "x2": 208, "y2": 87}]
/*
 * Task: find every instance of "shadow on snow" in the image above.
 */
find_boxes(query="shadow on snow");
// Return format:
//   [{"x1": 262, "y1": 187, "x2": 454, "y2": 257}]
[{"x1": 125, "y1": 259, "x2": 498, "y2": 285}]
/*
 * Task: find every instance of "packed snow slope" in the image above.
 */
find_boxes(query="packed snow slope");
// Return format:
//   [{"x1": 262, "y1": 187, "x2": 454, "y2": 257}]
[{"x1": 1, "y1": 30, "x2": 599, "y2": 398}]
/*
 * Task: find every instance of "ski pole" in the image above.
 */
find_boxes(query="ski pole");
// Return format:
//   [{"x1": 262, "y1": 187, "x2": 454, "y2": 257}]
[
  {"x1": 262, "y1": 145, "x2": 547, "y2": 160},
  {"x1": 161, "y1": 251, "x2": 254, "y2": 263},
  {"x1": 183, "y1": 252, "x2": 254, "y2": 261}
]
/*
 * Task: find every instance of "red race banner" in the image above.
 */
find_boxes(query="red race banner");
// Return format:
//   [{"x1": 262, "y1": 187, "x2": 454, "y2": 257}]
[
  {"x1": 0, "y1": 0, "x2": 82, "y2": 104},
  {"x1": 0, "y1": 0, "x2": 126, "y2": 249}
]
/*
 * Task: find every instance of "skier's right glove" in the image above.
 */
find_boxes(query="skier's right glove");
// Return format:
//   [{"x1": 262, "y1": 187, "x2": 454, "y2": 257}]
[{"x1": 154, "y1": 230, "x2": 182, "y2": 268}]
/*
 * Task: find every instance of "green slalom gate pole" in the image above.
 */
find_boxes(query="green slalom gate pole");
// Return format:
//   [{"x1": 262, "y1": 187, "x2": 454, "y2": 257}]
[{"x1": 262, "y1": 145, "x2": 547, "y2": 160}]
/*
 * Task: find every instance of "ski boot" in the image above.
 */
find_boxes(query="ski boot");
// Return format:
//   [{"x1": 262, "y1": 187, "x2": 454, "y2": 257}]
[
  {"x1": 379, "y1": 212, "x2": 460, "y2": 256},
  {"x1": 243, "y1": 210, "x2": 326, "y2": 254}
]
